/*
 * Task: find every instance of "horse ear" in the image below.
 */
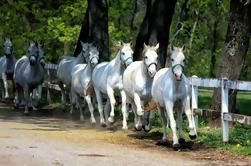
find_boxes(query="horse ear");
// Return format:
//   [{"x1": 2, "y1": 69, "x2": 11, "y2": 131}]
[
  {"x1": 80, "y1": 40, "x2": 85, "y2": 47},
  {"x1": 143, "y1": 43, "x2": 147, "y2": 49},
  {"x1": 129, "y1": 42, "x2": 133, "y2": 47},
  {"x1": 181, "y1": 45, "x2": 185, "y2": 51},
  {"x1": 171, "y1": 45, "x2": 175, "y2": 51},
  {"x1": 10, "y1": 37, "x2": 13, "y2": 42},
  {"x1": 155, "y1": 43, "x2": 159, "y2": 50}
]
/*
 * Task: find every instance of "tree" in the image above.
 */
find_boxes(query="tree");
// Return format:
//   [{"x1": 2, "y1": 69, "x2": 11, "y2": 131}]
[
  {"x1": 74, "y1": 0, "x2": 109, "y2": 61},
  {"x1": 211, "y1": 1, "x2": 251, "y2": 112},
  {"x1": 134, "y1": 0, "x2": 177, "y2": 68}
]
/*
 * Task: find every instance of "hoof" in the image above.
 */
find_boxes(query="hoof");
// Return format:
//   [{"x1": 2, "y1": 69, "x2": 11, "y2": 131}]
[
  {"x1": 14, "y1": 105, "x2": 19, "y2": 109},
  {"x1": 189, "y1": 134, "x2": 197, "y2": 140},
  {"x1": 137, "y1": 111, "x2": 144, "y2": 116},
  {"x1": 178, "y1": 138, "x2": 186, "y2": 144},
  {"x1": 80, "y1": 116, "x2": 84, "y2": 122},
  {"x1": 32, "y1": 107, "x2": 38, "y2": 111},
  {"x1": 24, "y1": 111, "x2": 29, "y2": 115},
  {"x1": 101, "y1": 122, "x2": 107, "y2": 128},
  {"x1": 142, "y1": 125, "x2": 151, "y2": 133},
  {"x1": 90, "y1": 118, "x2": 96, "y2": 124},
  {"x1": 173, "y1": 143, "x2": 180, "y2": 151},
  {"x1": 122, "y1": 126, "x2": 128, "y2": 130},
  {"x1": 108, "y1": 116, "x2": 114, "y2": 123},
  {"x1": 134, "y1": 126, "x2": 142, "y2": 131}
]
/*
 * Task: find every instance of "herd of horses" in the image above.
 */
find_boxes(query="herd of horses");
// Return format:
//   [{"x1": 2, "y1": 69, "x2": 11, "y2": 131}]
[{"x1": 0, "y1": 38, "x2": 197, "y2": 149}]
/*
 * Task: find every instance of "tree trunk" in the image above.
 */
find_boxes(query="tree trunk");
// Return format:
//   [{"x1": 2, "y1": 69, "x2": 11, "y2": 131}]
[
  {"x1": 211, "y1": 1, "x2": 251, "y2": 112},
  {"x1": 134, "y1": 0, "x2": 177, "y2": 68},
  {"x1": 74, "y1": 0, "x2": 109, "y2": 61}
]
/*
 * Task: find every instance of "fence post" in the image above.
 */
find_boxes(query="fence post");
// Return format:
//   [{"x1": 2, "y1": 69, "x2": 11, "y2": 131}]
[
  {"x1": 221, "y1": 78, "x2": 229, "y2": 142},
  {"x1": 191, "y1": 75, "x2": 199, "y2": 128}
]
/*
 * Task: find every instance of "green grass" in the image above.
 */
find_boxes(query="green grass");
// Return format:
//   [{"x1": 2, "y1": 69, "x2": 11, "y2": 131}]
[
  {"x1": 197, "y1": 123, "x2": 251, "y2": 156},
  {"x1": 198, "y1": 90, "x2": 251, "y2": 116}
]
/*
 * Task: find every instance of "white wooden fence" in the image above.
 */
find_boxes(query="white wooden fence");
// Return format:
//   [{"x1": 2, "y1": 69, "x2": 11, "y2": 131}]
[
  {"x1": 44, "y1": 63, "x2": 251, "y2": 142},
  {"x1": 190, "y1": 76, "x2": 251, "y2": 142}
]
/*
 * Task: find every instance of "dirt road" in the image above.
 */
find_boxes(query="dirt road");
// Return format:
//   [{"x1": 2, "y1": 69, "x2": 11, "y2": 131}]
[{"x1": 0, "y1": 103, "x2": 250, "y2": 166}]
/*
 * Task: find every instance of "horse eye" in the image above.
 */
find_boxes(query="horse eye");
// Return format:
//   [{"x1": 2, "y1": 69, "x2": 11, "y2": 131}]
[
  {"x1": 171, "y1": 58, "x2": 174, "y2": 61},
  {"x1": 122, "y1": 52, "x2": 125, "y2": 55}
]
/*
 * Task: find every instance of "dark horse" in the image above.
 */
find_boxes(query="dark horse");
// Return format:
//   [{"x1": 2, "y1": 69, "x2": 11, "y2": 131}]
[
  {"x1": 0, "y1": 38, "x2": 16, "y2": 99},
  {"x1": 14, "y1": 41, "x2": 45, "y2": 114}
]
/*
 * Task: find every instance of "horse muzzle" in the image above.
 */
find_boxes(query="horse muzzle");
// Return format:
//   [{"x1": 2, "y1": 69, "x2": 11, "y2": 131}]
[{"x1": 174, "y1": 73, "x2": 182, "y2": 81}]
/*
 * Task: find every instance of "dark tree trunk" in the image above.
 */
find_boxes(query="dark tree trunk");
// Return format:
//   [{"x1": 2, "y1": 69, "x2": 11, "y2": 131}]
[
  {"x1": 130, "y1": 0, "x2": 138, "y2": 30},
  {"x1": 209, "y1": 19, "x2": 218, "y2": 78},
  {"x1": 134, "y1": 0, "x2": 177, "y2": 68},
  {"x1": 74, "y1": 0, "x2": 109, "y2": 61},
  {"x1": 211, "y1": 1, "x2": 251, "y2": 113}
]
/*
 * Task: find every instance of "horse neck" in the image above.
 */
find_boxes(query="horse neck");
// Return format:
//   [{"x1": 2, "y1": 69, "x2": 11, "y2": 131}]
[
  {"x1": 6, "y1": 55, "x2": 15, "y2": 71},
  {"x1": 113, "y1": 51, "x2": 123, "y2": 73},
  {"x1": 30, "y1": 62, "x2": 43, "y2": 77},
  {"x1": 86, "y1": 62, "x2": 93, "y2": 75},
  {"x1": 75, "y1": 52, "x2": 85, "y2": 64},
  {"x1": 141, "y1": 62, "x2": 151, "y2": 80}
]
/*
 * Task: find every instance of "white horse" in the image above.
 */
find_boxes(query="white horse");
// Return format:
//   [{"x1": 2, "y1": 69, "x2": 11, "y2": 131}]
[
  {"x1": 57, "y1": 41, "x2": 89, "y2": 105},
  {"x1": 71, "y1": 44, "x2": 99, "y2": 123},
  {"x1": 152, "y1": 46, "x2": 197, "y2": 149},
  {"x1": 123, "y1": 43, "x2": 159, "y2": 131},
  {"x1": 92, "y1": 42, "x2": 133, "y2": 128},
  {"x1": 0, "y1": 38, "x2": 16, "y2": 99}
]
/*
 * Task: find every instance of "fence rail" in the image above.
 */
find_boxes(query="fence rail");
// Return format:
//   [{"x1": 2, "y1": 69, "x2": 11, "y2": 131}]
[
  {"x1": 190, "y1": 76, "x2": 251, "y2": 142},
  {"x1": 43, "y1": 63, "x2": 251, "y2": 142}
]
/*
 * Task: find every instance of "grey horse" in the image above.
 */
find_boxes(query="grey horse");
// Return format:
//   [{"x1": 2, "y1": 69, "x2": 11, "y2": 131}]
[
  {"x1": 57, "y1": 41, "x2": 89, "y2": 105},
  {"x1": 0, "y1": 38, "x2": 16, "y2": 99},
  {"x1": 14, "y1": 41, "x2": 45, "y2": 114}
]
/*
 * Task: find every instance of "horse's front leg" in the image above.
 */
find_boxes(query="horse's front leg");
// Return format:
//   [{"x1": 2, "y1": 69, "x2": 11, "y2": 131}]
[
  {"x1": 58, "y1": 82, "x2": 66, "y2": 105},
  {"x1": 23, "y1": 87, "x2": 30, "y2": 114},
  {"x1": 183, "y1": 96, "x2": 197, "y2": 139},
  {"x1": 2, "y1": 73, "x2": 9, "y2": 98},
  {"x1": 165, "y1": 100, "x2": 179, "y2": 148},
  {"x1": 157, "y1": 105, "x2": 168, "y2": 142},
  {"x1": 94, "y1": 87, "x2": 106, "y2": 126},
  {"x1": 85, "y1": 94, "x2": 96, "y2": 124},
  {"x1": 133, "y1": 93, "x2": 144, "y2": 116},
  {"x1": 120, "y1": 90, "x2": 128, "y2": 130},
  {"x1": 107, "y1": 86, "x2": 116, "y2": 123}
]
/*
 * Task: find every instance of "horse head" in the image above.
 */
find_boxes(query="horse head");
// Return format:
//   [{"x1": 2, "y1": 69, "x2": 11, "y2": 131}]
[
  {"x1": 87, "y1": 44, "x2": 99, "y2": 67},
  {"x1": 119, "y1": 42, "x2": 133, "y2": 67},
  {"x1": 3, "y1": 38, "x2": 13, "y2": 57},
  {"x1": 38, "y1": 40, "x2": 45, "y2": 68},
  {"x1": 170, "y1": 45, "x2": 185, "y2": 81},
  {"x1": 142, "y1": 43, "x2": 159, "y2": 78},
  {"x1": 27, "y1": 41, "x2": 39, "y2": 66}
]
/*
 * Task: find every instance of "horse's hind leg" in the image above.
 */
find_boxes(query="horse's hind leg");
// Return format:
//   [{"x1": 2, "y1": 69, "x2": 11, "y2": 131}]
[
  {"x1": 75, "y1": 94, "x2": 84, "y2": 121},
  {"x1": 94, "y1": 88, "x2": 105, "y2": 126},
  {"x1": 2, "y1": 73, "x2": 9, "y2": 98},
  {"x1": 85, "y1": 94, "x2": 96, "y2": 124}
]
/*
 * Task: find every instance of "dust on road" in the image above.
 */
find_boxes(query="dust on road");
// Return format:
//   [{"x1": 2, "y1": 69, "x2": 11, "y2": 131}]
[{"x1": 0, "y1": 104, "x2": 250, "y2": 166}]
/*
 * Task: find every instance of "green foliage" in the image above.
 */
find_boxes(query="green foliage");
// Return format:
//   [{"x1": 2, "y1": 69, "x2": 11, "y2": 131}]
[{"x1": 0, "y1": 0, "x2": 87, "y2": 62}]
